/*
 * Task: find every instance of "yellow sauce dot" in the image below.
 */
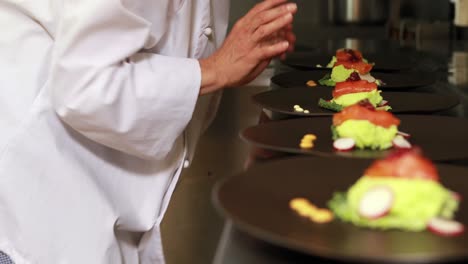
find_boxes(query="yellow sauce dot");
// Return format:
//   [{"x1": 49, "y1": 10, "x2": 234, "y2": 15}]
[
  {"x1": 289, "y1": 198, "x2": 309, "y2": 209},
  {"x1": 304, "y1": 134, "x2": 317, "y2": 140},
  {"x1": 290, "y1": 198, "x2": 334, "y2": 224},
  {"x1": 297, "y1": 209, "x2": 311, "y2": 217},
  {"x1": 312, "y1": 209, "x2": 334, "y2": 223},
  {"x1": 300, "y1": 142, "x2": 314, "y2": 149},
  {"x1": 300, "y1": 134, "x2": 317, "y2": 149}
]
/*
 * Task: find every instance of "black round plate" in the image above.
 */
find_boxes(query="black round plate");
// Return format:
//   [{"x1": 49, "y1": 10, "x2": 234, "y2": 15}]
[
  {"x1": 282, "y1": 53, "x2": 412, "y2": 72},
  {"x1": 252, "y1": 87, "x2": 460, "y2": 117},
  {"x1": 241, "y1": 115, "x2": 468, "y2": 161},
  {"x1": 271, "y1": 70, "x2": 437, "y2": 90},
  {"x1": 214, "y1": 156, "x2": 468, "y2": 264}
]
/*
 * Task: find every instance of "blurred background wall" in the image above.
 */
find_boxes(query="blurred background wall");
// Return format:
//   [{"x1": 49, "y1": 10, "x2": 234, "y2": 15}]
[{"x1": 228, "y1": 0, "x2": 457, "y2": 53}]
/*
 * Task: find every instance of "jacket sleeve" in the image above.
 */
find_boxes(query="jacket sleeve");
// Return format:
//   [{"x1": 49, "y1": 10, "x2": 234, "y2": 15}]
[{"x1": 49, "y1": 0, "x2": 200, "y2": 160}]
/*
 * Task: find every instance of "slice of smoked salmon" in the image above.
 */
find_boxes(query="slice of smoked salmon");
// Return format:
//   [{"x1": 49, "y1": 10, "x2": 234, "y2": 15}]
[
  {"x1": 333, "y1": 104, "x2": 400, "y2": 128},
  {"x1": 364, "y1": 148, "x2": 439, "y2": 181},
  {"x1": 333, "y1": 80, "x2": 378, "y2": 98},
  {"x1": 336, "y1": 49, "x2": 363, "y2": 62},
  {"x1": 335, "y1": 60, "x2": 373, "y2": 75}
]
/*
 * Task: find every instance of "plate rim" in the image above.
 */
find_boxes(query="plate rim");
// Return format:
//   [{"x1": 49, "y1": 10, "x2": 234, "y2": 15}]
[
  {"x1": 270, "y1": 70, "x2": 438, "y2": 90},
  {"x1": 240, "y1": 115, "x2": 468, "y2": 161},
  {"x1": 281, "y1": 52, "x2": 414, "y2": 72},
  {"x1": 251, "y1": 87, "x2": 460, "y2": 117}
]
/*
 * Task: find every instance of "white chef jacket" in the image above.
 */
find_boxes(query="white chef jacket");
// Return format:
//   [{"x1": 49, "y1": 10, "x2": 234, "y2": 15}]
[{"x1": 0, "y1": 0, "x2": 229, "y2": 263}]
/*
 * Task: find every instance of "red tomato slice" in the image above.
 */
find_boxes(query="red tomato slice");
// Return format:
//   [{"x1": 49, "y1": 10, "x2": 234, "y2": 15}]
[
  {"x1": 333, "y1": 104, "x2": 400, "y2": 128},
  {"x1": 336, "y1": 49, "x2": 363, "y2": 62},
  {"x1": 335, "y1": 61, "x2": 373, "y2": 75},
  {"x1": 333, "y1": 80, "x2": 377, "y2": 98},
  {"x1": 365, "y1": 149, "x2": 439, "y2": 181}
]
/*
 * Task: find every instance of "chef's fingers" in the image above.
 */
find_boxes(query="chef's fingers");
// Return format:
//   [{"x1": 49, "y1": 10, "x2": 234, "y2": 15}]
[
  {"x1": 256, "y1": 40, "x2": 290, "y2": 60},
  {"x1": 285, "y1": 29, "x2": 296, "y2": 53},
  {"x1": 278, "y1": 33, "x2": 294, "y2": 60},
  {"x1": 253, "y1": 12, "x2": 293, "y2": 42},
  {"x1": 275, "y1": 25, "x2": 295, "y2": 53},
  {"x1": 249, "y1": 2, "x2": 297, "y2": 32},
  {"x1": 284, "y1": 23, "x2": 293, "y2": 31},
  {"x1": 256, "y1": 24, "x2": 294, "y2": 59},
  {"x1": 277, "y1": 27, "x2": 286, "y2": 40},
  {"x1": 279, "y1": 53, "x2": 287, "y2": 60},
  {"x1": 248, "y1": 0, "x2": 288, "y2": 16}
]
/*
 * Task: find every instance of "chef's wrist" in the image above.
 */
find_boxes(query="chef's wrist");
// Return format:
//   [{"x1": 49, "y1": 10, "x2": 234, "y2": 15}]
[{"x1": 199, "y1": 57, "x2": 225, "y2": 95}]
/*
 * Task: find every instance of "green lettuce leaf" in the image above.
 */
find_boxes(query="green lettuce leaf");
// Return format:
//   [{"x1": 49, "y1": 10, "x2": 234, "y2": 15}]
[
  {"x1": 331, "y1": 65, "x2": 355, "y2": 83},
  {"x1": 326, "y1": 56, "x2": 337, "y2": 68},
  {"x1": 318, "y1": 74, "x2": 336, "y2": 86},
  {"x1": 318, "y1": 98, "x2": 343, "y2": 112}
]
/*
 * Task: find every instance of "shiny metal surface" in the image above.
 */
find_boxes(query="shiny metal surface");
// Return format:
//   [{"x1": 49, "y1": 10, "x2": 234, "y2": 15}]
[
  {"x1": 330, "y1": 0, "x2": 390, "y2": 25},
  {"x1": 454, "y1": 0, "x2": 468, "y2": 27}
]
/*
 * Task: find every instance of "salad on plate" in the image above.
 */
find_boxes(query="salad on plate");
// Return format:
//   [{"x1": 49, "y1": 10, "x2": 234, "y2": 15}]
[
  {"x1": 331, "y1": 102, "x2": 410, "y2": 151},
  {"x1": 318, "y1": 72, "x2": 390, "y2": 112},
  {"x1": 319, "y1": 48, "x2": 382, "y2": 87},
  {"x1": 328, "y1": 148, "x2": 464, "y2": 236}
]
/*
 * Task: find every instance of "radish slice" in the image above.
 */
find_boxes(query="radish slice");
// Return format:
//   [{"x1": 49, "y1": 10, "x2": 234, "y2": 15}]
[
  {"x1": 427, "y1": 218, "x2": 464, "y2": 236},
  {"x1": 378, "y1": 100, "x2": 389, "y2": 107},
  {"x1": 333, "y1": 138, "x2": 356, "y2": 151},
  {"x1": 376, "y1": 106, "x2": 389, "y2": 111},
  {"x1": 451, "y1": 192, "x2": 462, "y2": 201},
  {"x1": 358, "y1": 186, "x2": 394, "y2": 219},
  {"x1": 392, "y1": 135, "x2": 412, "y2": 149},
  {"x1": 359, "y1": 73, "x2": 376, "y2": 83},
  {"x1": 397, "y1": 131, "x2": 411, "y2": 139}
]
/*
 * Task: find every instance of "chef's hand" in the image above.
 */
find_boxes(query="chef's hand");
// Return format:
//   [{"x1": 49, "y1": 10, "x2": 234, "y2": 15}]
[{"x1": 199, "y1": 0, "x2": 297, "y2": 95}]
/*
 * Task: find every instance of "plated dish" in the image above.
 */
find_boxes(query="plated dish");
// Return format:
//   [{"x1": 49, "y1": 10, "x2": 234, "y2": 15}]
[
  {"x1": 328, "y1": 148, "x2": 462, "y2": 235},
  {"x1": 316, "y1": 49, "x2": 381, "y2": 87},
  {"x1": 270, "y1": 70, "x2": 438, "y2": 90},
  {"x1": 240, "y1": 115, "x2": 468, "y2": 161},
  {"x1": 214, "y1": 156, "x2": 468, "y2": 263},
  {"x1": 282, "y1": 52, "x2": 412, "y2": 72},
  {"x1": 330, "y1": 103, "x2": 403, "y2": 151},
  {"x1": 252, "y1": 87, "x2": 460, "y2": 117}
]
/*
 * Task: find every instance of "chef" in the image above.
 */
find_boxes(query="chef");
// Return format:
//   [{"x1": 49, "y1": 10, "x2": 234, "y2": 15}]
[{"x1": 0, "y1": 0, "x2": 296, "y2": 263}]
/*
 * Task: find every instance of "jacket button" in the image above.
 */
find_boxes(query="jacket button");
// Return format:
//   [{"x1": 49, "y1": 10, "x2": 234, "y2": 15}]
[
  {"x1": 183, "y1": 159, "x2": 190, "y2": 168},
  {"x1": 203, "y1": 27, "x2": 213, "y2": 37}
]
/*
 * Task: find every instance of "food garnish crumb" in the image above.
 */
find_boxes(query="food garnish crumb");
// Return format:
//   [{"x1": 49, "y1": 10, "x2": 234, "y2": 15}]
[
  {"x1": 294, "y1": 104, "x2": 304, "y2": 112},
  {"x1": 289, "y1": 198, "x2": 334, "y2": 223},
  {"x1": 306, "y1": 80, "x2": 317, "y2": 87},
  {"x1": 293, "y1": 104, "x2": 310, "y2": 113}
]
